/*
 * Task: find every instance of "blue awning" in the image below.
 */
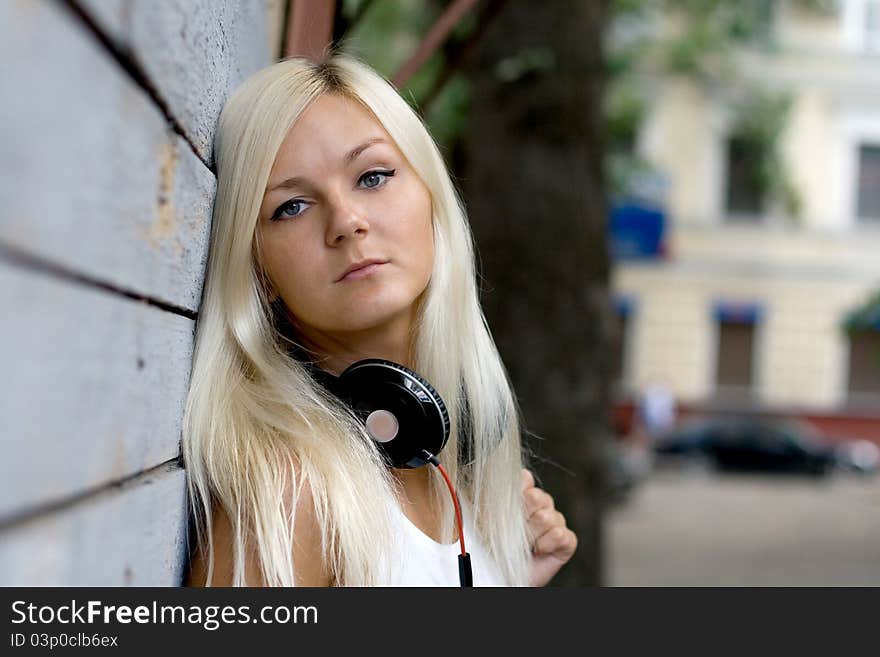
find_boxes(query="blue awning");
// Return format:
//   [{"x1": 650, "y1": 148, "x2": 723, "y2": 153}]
[{"x1": 713, "y1": 300, "x2": 763, "y2": 324}]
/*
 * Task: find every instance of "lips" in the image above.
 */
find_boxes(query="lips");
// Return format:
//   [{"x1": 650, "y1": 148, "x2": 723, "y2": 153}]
[{"x1": 336, "y1": 258, "x2": 388, "y2": 282}]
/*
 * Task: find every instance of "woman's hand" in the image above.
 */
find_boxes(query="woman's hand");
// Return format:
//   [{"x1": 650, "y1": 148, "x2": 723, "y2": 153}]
[{"x1": 522, "y1": 468, "x2": 577, "y2": 586}]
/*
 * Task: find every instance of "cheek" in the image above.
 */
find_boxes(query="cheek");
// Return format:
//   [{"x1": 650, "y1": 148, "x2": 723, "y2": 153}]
[
  {"x1": 422, "y1": 223, "x2": 436, "y2": 274},
  {"x1": 260, "y1": 234, "x2": 317, "y2": 302},
  {"x1": 272, "y1": 264, "x2": 326, "y2": 325},
  {"x1": 401, "y1": 215, "x2": 435, "y2": 288},
  {"x1": 408, "y1": 190, "x2": 435, "y2": 268}
]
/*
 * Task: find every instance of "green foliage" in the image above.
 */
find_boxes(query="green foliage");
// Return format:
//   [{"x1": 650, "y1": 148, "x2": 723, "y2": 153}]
[
  {"x1": 339, "y1": 0, "x2": 437, "y2": 77},
  {"x1": 604, "y1": 77, "x2": 652, "y2": 197},
  {"x1": 610, "y1": 0, "x2": 842, "y2": 77},
  {"x1": 339, "y1": 0, "x2": 475, "y2": 149},
  {"x1": 424, "y1": 71, "x2": 471, "y2": 149},
  {"x1": 728, "y1": 88, "x2": 801, "y2": 216},
  {"x1": 494, "y1": 47, "x2": 556, "y2": 83},
  {"x1": 605, "y1": 0, "x2": 822, "y2": 214},
  {"x1": 606, "y1": 82, "x2": 646, "y2": 152},
  {"x1": 844, "y1": 291, "x2": 880, "y2": 332},
  {"x1": 610, "y1": 0, "x2": 776, "y2": 78},
  {"x1": 795, "y1": 0, "x2": 841, "y2": 14}
]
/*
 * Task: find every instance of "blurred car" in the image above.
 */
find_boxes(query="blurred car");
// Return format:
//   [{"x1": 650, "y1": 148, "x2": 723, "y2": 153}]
[
  {"x1": 833, "y1": 439, "x2": 880, "y2": 475},
  {"x1": 653, "y1": 416, "x2": 846, "y2": 476}
]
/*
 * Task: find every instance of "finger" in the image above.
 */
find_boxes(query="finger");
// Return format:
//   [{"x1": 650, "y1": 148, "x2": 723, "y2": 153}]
[
  {"x1": 528, "y1": 508, "x2": 567, "y2": 543},
  {"x1": 523, "y1": 487, "x2": 554, "y2": 517},
  {"x1": 527, "y1": 507, "x2": 563, "y2": 533},
  {"x1": 527, "y1": 508, "x2": 565, "y2": 545},
  {"x1": 526, "y1": 508, "x2": 564, "y2": 548},
  {"x1": 533, "y1": 526, "x2": 578, "y2": 560},
  {"x1": 521, "y1": 468, "x2": 534, "y2": 492}
]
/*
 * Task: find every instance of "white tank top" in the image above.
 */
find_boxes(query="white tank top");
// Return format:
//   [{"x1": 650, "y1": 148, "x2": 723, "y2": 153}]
[{"x1": 383, "y1": 500, "x2": 508, "y2": 587}]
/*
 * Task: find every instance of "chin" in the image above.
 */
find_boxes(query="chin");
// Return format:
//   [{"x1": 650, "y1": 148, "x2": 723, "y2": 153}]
[{"x1": 333, "y1": 291, "x2": 421, "y2": 333}]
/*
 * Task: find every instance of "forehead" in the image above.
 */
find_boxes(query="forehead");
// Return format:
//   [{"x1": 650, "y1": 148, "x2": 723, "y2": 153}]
[{"x1": 271, "y1": 93, "x2": 393, "y2": 172}]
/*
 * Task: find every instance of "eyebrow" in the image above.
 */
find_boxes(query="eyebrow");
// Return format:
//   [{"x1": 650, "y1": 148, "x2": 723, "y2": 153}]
[{"x1": 265, "y1": 137, "x2": 389, "y2": 194}]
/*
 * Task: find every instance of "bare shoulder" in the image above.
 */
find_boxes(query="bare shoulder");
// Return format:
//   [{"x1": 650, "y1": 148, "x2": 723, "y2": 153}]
[
  {"x1": 185, "y1": 502, "x2": 245, "y2": 586},
  {"x1": 285, "y1": 473, "x2": 332, "y2": 586},
  {"x1": 186, "y1": 472, "x2": 330, "y2": 587}
]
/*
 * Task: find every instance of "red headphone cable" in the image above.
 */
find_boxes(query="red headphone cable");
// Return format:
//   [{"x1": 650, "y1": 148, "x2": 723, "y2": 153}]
[{"x1": 422, "y1": 451, "x2": 473, "y2": 587}]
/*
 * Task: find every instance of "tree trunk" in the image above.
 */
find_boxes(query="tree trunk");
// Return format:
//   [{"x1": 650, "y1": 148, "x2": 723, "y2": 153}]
[{"x1": 461, "y1": 0, "x2": 612, "y2": 585}]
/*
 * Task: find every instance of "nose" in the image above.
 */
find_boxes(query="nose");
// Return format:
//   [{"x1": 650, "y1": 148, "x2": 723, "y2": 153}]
[{"x1": 325, "y1": 196, "x2": 369, "y2": 247}]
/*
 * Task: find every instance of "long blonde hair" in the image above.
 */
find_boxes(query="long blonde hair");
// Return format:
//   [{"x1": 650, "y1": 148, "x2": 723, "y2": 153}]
[{"x1": 182, "y1": 53, "x2": 530, "y2": 586}]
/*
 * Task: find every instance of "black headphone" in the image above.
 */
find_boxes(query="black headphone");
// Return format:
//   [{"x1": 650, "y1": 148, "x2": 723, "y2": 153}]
[
  {"x1": 306, "y1": 358, "x2": 451, "y2": 469},
  {"x1": 303, "y1": 355, "x2": 475, "y2": 586}
]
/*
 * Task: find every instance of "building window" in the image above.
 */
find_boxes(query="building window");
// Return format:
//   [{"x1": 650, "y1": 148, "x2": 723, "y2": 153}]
[
  {"x1": 847, "y1": 330, "x2": 880, "y2": 403},
  {"x1": 714, "y1": 302, "x2": 762, "y2": 400},
  {"x1": 857, "y1": 144, "x2": 880, "y2": 221},
  {"x1": 724, "y1": 137, "x2": 764, "y2": 218}
]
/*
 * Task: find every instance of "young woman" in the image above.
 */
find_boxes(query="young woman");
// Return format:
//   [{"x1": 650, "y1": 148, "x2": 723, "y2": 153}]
[{"x1": 183, "y1": 53, "x2": 576, "y2": 587}]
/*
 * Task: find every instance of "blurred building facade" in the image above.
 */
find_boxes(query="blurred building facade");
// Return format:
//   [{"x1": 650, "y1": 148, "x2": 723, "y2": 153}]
[{"x1": 611, "y1": 0, "x2": 880, "y2": 441}]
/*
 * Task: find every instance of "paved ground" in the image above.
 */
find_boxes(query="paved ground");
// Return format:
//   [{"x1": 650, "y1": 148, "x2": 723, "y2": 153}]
[{"x1": 606, "y1": 465, "x2": 880, "y2": 586}]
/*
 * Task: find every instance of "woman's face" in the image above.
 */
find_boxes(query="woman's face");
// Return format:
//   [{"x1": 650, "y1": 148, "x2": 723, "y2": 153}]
[{"x1": 256, "y1": 93, "x2": 435, "y2": 340}]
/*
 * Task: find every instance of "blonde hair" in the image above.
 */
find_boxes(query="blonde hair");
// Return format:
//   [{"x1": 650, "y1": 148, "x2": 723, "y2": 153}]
[{"x1": 182, "y1": 53, "x2": 531, "y2": 586}]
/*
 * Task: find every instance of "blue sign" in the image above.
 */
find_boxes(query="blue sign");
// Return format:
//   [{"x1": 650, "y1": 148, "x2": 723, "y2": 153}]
[{"x1": 608, "y1": 202, "x2": 666, "y2": 260}]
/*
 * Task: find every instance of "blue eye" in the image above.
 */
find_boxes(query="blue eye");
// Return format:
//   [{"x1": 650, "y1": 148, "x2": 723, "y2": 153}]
[
  {"x1": 359, "y1": 169, "x2": 395, "y2": 189},
  {"x1": 271, "y1": 198, "x2": 309, "y2": 221}
]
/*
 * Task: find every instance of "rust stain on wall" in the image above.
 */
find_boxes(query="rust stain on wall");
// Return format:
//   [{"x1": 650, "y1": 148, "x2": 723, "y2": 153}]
[
  {"x1": 144, "y1": 139, "x2": 183, "y2": 256},
  {"x1": 13, "y1": 0, "x2": 37, "y2": 25}
]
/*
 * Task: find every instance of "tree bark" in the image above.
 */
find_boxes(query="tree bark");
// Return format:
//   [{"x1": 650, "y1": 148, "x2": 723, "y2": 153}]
[{"x1": 461, "y1": 0, "x2": 612, "y2": 585}]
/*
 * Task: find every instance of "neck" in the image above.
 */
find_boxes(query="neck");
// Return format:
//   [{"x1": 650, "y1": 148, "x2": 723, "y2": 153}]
[{"x1": 294, "y1": 306, "x2": 418, "y2": 376}]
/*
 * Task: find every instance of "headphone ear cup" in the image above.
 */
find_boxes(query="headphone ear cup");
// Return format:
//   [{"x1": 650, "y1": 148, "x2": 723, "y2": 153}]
[
  {"x1": 412, "y1": 373, "x2": 450, "y2": 441},
  {"x1": 359, "y1": 358, "x2": 450, "y2": 444},
  {"x1": 339, "y1": 359, "x2": 450, "y2": 468}
]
